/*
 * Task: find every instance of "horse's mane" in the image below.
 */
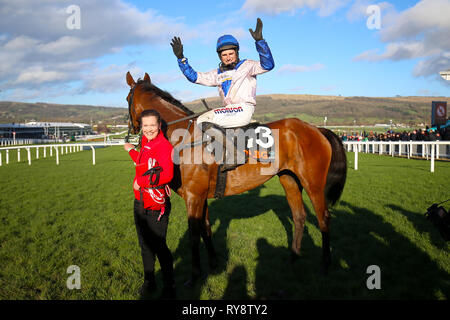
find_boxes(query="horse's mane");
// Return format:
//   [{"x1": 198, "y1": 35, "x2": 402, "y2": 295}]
[{"x1": 136, "y1": 79, "x2": 195, "y2": 115}]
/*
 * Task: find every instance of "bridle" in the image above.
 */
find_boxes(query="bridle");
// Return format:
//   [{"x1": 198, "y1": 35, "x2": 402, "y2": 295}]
[
  {"x1": 127, "y1": 84, "x2": 138, "y2": 133},
  {"x1": 127, "y1": 83, "x2": 209, "y2": 131}
]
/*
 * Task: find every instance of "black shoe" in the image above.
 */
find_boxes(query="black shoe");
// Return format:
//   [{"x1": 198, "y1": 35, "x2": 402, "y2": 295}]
[
  {"x1": 159, "y1": 285, "x2": 176, "y2": 300},
  {"x1": 139, "y1": 280, "x2": 157, "y2": 297}
]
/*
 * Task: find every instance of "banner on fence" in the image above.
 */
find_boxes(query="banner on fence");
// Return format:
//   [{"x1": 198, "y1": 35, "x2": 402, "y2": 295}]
[{"x1": 431, "y1": 101, "x2": 447, "y2": 127}]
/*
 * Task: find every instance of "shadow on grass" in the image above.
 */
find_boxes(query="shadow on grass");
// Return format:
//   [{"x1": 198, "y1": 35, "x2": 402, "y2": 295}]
[
  {"x1": 222, "y1": 265, "x2": 250, "y2": 300},
  {"x1": 166, "y1": 186, "x2": 449, "y2": 300},
  {"x1": 386, "y1": 203, "x2": 448, "y2": 249}
]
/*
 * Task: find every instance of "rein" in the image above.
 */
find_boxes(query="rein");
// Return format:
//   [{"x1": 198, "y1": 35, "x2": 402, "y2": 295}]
[
  {"x1": 127, "y1": 82, "x2": 211, "y2": 150},
  {"x1": 128, "y1": 84, "x2": 208, "y2": 128},
  {"x1": 166, "y1": 110, "x2": 209, "y2": 126}
]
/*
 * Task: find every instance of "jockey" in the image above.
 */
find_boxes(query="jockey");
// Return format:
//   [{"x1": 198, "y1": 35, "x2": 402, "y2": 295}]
[{"x1": 171, "y1": 18, "x2": 274, "y2": 171}]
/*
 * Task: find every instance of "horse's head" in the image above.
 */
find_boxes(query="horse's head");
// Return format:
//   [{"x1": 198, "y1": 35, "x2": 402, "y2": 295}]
[
  {"x1": 126, "y1": 71, "x2": 152, "y2": 134},
  {"x1": 126, "y1": 71, "x2": 195, "y2": 137}
]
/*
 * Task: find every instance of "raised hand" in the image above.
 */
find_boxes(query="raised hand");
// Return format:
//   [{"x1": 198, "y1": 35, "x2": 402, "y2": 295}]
[
  {"x1": 170, "y1": 36, "x2": 184, "y2": 59},
  {"x1": 249, "y1": 18, "x2": 263, "y2": 41}
]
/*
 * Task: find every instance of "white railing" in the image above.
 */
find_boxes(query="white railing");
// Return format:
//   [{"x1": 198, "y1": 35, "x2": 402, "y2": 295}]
[
  {"x1": 0, "y1": 138, "x2": 65, "y2": 146},
  {"x1": 0, "y1": 140, "x2": 128, "y2": 166},
  {"x1": 4, "y1": 139, "x2": 446, "y2": 172},
  {"x1": 343, "y1": 141, "x2": 450, "y2": 172}
]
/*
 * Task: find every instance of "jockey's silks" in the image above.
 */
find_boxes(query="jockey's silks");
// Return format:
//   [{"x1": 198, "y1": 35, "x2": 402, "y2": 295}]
[
  {"x1": 177, "y1": 39, "x2": 274, "y2": 107},
  {"x1": 128, "y1": 131, "x2": 174, "y2": 211}
]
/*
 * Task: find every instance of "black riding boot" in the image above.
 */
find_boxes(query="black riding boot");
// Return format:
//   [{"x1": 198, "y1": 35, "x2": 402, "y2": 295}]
[
  {"x1": 139, "y1": 272, "x2": 157, "y2": 297},
  {"x1": 159, "y1": 269, "x2": 176, "y2": 300},
  {"x1": 200, "y1": 122, "x2": 245, "y2": 172}
]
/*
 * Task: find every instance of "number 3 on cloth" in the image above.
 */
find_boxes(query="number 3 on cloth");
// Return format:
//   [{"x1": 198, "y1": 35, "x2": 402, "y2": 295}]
[{"x1": 255, "y1": 127, "x2": 274, "y2": 149}]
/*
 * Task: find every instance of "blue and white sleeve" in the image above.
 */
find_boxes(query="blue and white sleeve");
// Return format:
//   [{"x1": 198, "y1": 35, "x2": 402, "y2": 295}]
[
  {"x1": 255, "y1": 40, "x2": 275, "y2": 71},
  {"x1": 177, "y1": 58, "x2": 198, "y2": 83}
]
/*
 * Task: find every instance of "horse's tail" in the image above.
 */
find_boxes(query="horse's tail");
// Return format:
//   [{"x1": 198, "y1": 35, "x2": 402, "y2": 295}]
[{"x1": 319, "y1": 128, "x2": 347, "y2": 206}]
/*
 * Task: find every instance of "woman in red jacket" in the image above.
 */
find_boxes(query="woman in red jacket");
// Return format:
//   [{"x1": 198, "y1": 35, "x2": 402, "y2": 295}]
[{"x1": 124, "y1": 109, "x2": 175, "y2": 299}]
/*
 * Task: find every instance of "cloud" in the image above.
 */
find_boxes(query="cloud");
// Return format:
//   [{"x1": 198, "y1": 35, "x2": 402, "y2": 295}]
[
  {"x1": 277, "y1": 63, "x2": 325, "y2": 74},
  {"x1": 0, "y1": 0, "x2": 195, "y2": 99},
  {"x1": 81, "y1": 64, "x2": 143, "y2": 94},
  {"x1": 413, "y1": 52, "x2": 450, "y2": 77},
  {"x1": 353, "y1": 0, "x2": 450, "y2": 78},
  {"x1": 241, "y1": 0, "x2": 351, "y2": 17},
  {"x1": 346, "y1": 1, "x2": 394, "y2": 23},
  {"x1": 354, "y1": 42, "x2": 431, "y2": 61}
]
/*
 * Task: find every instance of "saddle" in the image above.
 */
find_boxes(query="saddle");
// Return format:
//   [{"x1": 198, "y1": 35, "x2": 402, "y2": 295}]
[
  {"x1": 202, "y1": 122, "x2": 276, "y2": 166},
  {"x1": 201, "y1": 121, "x2": 276, "y2": 199}
]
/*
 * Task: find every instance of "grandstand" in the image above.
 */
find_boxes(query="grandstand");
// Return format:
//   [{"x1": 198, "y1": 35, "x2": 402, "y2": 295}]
[{"x1": 0, "y1": 121, "x2": 93, "y2": 139}]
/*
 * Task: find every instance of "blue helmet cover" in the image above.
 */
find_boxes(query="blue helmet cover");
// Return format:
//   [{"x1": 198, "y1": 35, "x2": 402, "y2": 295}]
[{"x1": 216, "y1": 35, "x2": 239, "y2": 52}]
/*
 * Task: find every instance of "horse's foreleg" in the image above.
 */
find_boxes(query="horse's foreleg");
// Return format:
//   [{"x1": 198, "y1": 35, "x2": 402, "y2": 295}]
[
  {"x1": 187, "y1": 217, "x2": 202, "y2": 283},
  {"x1": 200, "y1": 200, "x2": 218, "y2": 270},
  {"x1": 279, "y1": 172, "x2": 306, "y2": 260},
  {"x1": 184, "y1": 195, "x2": 206, "y2": 286}
]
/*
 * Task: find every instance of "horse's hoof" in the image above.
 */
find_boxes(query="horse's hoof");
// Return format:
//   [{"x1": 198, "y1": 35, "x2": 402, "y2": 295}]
[
  {"x1": 184, "y1": 278, "x2": 195, "y2": 288},
  {"x1": 290, "y1": 251, "x2": 300, "y2": 264},
  {"x1": 321, "y1": 259, "x2": 331, "y2": 275},
  {"x1": 184, "y1": 273, "x2": 201, "y2": 288},
  {"x1": 209, "y1": 258, "x2": 219, "y2": 270}
]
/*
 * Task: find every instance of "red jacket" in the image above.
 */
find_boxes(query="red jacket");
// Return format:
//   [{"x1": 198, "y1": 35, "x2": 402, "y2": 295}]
[{"x1": 128, "y1": 131, "x2": 174, "y2": 210}]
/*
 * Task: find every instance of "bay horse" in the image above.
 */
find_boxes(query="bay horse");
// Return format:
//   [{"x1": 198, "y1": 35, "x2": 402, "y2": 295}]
[{"x1": 125, "y1": 72, "x2": 347, "y2": 284}]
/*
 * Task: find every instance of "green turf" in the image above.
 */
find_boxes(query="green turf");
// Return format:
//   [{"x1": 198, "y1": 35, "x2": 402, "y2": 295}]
[{"x1": 0, "y1": 146, "x2": 449, "y2": 300}]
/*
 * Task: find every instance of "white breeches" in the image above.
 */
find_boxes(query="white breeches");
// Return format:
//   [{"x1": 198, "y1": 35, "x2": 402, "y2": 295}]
[{"x1": 196, "y1": 103, "x2": 255, "y2": 128}]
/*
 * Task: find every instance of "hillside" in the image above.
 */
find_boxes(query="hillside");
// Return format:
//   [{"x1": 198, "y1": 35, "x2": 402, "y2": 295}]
[
  {"x1": 0, "y1": 101, "x2": 127, "y2": 124},
  {"x1": 186, "y1": 94, "x2": 449, "y2": 126},
  {"x1": 0, "y1": 94, "x2": 448, "y2": 126}
]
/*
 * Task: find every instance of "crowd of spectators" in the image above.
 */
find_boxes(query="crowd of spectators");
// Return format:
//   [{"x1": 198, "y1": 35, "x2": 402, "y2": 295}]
[{"x1": 340, "y1": 126, "x2": 449, "y2": 142}]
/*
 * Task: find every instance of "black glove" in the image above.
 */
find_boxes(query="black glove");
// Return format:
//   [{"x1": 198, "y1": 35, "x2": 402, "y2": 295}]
[
  {"x1": 170, "y1": 36, "x2": 184, "y2": 59},
  {"x1": 249, "y1": 18, "x2": 263, "y2": 41}
]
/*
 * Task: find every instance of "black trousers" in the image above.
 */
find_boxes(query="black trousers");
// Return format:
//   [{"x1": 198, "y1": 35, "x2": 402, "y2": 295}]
[{"x1": 133, "y1": 198, "x2": 174, "y2": 287}]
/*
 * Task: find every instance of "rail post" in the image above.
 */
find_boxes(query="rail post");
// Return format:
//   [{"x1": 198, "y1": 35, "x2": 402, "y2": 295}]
[
  {"x1": 55, "y1": 146, "x2": 59, "y2": 165},
  {"x1": 431, "y1": 143, "x2": 435, "y2": 173},
  {"x1": 27, "y1": 148, "x2": 31, "y2": 165},
  {"x1": 90, "y1": 146, "x2": 95, "y2": 165}
]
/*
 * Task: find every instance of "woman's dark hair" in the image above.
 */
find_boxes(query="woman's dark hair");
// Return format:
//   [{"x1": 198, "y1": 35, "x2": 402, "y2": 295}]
[{"x1": 139, "y1": 109, "x2": 161, "y2": 125}]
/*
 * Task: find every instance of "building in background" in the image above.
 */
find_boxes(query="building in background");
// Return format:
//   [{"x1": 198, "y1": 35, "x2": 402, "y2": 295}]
[
  {"x1": 0, "y1": 121, "x2": 93, "y2": 139},
  {"x1": 440, "y1": 69, "x2": 450, "y2": 81}
]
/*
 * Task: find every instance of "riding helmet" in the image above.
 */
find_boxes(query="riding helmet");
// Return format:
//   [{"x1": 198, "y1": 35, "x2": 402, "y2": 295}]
[{"x1": 216, "y1": 35, "x2": 239, "y2": 53}]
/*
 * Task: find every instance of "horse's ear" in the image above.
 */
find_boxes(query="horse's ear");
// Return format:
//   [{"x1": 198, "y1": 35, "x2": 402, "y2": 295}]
[
  {"x1": 126, "y1": 71, "x2": 136, "y2": 88},
  {"x1": 144, "y1": 73, "x2": 151, "y2": 83}
]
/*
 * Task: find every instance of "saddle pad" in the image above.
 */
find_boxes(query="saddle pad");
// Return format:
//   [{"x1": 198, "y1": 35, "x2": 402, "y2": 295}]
[
  {"x1": 203, "y1": 123, "x2": 276, "y2": 164},
  {"x1": 234, "y1": 124, "x2": 276, "y2": 163}
]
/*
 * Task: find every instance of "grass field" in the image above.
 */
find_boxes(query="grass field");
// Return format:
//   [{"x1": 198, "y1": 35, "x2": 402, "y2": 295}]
[{"x1": 0, "y1": 146, "x2": 449, "y2": 300}]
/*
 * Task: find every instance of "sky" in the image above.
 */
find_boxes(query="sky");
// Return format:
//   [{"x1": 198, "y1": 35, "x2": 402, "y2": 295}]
[{"x1": 0, "y1": 0, "x2": 449, "y2": 108}]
